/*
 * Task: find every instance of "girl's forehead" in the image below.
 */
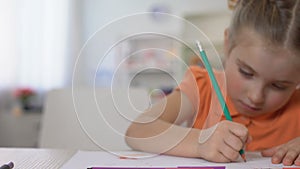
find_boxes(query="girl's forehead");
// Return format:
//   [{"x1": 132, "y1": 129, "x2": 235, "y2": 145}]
[
  {"x1": 235, "y1": 28, "x2": 300, "y2": 64},
  {"x1": 231, "y1": 36, "x2": 300, "y2": 82},
  {"x1": 235, "y1": 28, "x2": 274, "y2": 48}
]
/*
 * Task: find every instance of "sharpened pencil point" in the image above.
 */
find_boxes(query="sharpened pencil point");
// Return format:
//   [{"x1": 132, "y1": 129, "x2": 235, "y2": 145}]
[{"x1": 241, "y1": 153, "x2": 247, "y2": 162}]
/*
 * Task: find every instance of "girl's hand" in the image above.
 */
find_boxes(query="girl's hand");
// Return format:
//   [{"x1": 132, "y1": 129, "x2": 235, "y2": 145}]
[
  {"x1": 197, "y1": 120, "x2": 250, "y2": 162},
  {"x1": 261, "y1": 137, "x2": 300, "y2": 166}
]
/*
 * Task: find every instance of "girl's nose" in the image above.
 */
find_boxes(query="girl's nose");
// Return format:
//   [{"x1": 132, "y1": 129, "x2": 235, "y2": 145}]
[{"x1": 247, "y1": 86, "x2": 265, "y2": 105}]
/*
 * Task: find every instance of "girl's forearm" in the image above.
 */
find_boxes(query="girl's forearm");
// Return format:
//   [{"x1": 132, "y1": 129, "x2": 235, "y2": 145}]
[{"x1": 125, "y1": 116, "x2": 200, "y2": 158}]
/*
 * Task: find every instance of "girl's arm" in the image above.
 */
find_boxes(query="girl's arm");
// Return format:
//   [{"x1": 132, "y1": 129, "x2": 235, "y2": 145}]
[
  {"x1": 126, "y1": 90, "x2": 249, "y2": 162},
  {"x1": 125, "y1": 90, "x2": 201, "y2": 157}
]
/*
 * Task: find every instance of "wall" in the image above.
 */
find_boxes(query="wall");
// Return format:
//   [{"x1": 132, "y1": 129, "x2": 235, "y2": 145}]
[
  {"x1": 73, "y1": 0, "x2": 230, "y2": 87},
  {"x1": 82, "y1": 0, "x2": 229, "y2": 40}
]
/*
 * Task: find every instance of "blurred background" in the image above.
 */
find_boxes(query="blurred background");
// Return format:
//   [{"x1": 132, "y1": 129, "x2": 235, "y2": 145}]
[{"x1": 0, "y1": 0, "x2": 231, "y2": 148}]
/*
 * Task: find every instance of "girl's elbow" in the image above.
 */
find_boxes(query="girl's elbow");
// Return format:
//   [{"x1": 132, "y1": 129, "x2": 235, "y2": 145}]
[{"x1": 125, "y1": 125, "x2": 139, "y2": 149}]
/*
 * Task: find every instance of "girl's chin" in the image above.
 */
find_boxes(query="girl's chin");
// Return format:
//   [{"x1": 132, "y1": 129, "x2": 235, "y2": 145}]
[{"x1": 238, "y1": 111, "x2": 262, "y2": 117}]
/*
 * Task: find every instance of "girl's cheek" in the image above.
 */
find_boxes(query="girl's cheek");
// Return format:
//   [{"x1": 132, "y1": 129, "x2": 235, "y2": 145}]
[
  {"x1": 271, "y1": 94, "x2": 288, "y2": 105},
  {"x1": 228, "y1": 78, "x2": 243, "y2": 96},
  {"x1": 226, "y1": 70, "x2": 243, "y2": 96},
  {"x1": 264, "y1": 92, "x2": 292, "y2": 112}
]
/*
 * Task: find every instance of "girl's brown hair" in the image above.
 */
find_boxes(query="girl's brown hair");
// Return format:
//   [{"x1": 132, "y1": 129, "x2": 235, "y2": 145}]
[{"x1": 228, "y1": 0, "x2": 300, "y2": 52}]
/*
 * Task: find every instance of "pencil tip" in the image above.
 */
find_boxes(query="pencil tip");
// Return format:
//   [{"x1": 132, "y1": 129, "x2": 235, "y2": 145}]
[{"x1": 241, "y1": 154, "x2": 247, "y2": 162}]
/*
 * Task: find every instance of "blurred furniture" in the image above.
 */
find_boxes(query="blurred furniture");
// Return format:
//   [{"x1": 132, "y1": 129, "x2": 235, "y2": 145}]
[
  {"x1": 0, "y1": 112, "x2": 41, "y2": 147},
  {"x1": 0, "y1": 148, "x2": 75, "y2": 169},
  {"x1": 114, "y1": 35, "x2": 182, "y2": 90},
  {"x1": 38, "y1": 87, "x2": 149, "y2": 151},
  {"x1": 182, "y1": 12, "x2": 231, "y2": 70}
]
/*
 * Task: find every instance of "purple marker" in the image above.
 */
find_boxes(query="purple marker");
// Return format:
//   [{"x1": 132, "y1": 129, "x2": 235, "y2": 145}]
[
  {"x1": 0, "y1": 162, "x2": 14, "y2": 169},
  {"x1": 88, "y1": 168, "x2": 166, "y2": 169}
]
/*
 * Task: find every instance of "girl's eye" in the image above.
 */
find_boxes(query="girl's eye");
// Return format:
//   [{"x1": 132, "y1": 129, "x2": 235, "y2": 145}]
[
  {"x1": 272, "y1": 84, "x2": 287, "y2": 90},
  {"x1": 239, "y1": 68, "x2": 253, "y2": 77}
]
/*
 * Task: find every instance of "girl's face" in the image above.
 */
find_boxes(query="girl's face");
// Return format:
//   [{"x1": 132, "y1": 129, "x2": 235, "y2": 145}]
[{"x1": 224, "y1": 28, "x2": 300, "y2": 117}]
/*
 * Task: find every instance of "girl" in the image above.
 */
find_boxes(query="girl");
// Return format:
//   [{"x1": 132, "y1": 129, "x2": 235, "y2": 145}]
[{"x1": 126, "y1": 0, "x2": 300, "y2": 166}]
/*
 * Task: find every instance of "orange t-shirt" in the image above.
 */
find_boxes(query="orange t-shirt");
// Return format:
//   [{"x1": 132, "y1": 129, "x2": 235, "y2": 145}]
[{"x1": 177, "y1": 66, "x2": 300, "y2": 151}]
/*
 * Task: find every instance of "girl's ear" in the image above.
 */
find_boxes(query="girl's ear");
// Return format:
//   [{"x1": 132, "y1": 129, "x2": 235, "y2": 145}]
[
  {"x1": 296, "y1": 84, "x2": 300, "y2": 90},
  {"x1": 223, "y1": 28, "x2": 230, "y2": 58}
]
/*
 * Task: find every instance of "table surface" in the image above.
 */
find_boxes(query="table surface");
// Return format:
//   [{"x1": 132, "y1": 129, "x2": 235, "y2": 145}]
[
  {"x1": 0, "y1": 148, "x2": 297, "y2": 169},
  {"x1": 0, "y1": 148, "x2": 75, "y2": 169}
]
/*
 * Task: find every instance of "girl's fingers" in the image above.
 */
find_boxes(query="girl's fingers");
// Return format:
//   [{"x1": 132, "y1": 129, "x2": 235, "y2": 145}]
[
  {"x1": 223, "y1": 132, "x2": 243, "y2": 152},
  {"x1": 282, "y1": 149, "x2": 299, "y2": 166},
  {"x1": 261, "y1": 146, "x2": 278, "y2": 157},
  {"x1": 246, "y1": 135, "x2": 253, "y2": 144},
  {"x1": 294, "y1": 154, "x2": 300, "y2": 166},
  {"x1": 199, "y1": 143, "x2": 231, "y2": 163},
  {"x1": 216, "y1": 151, "x2": 231, "y2": 163},
  {"x1": 227, "y1": 122, "x2": 249, "y2": 143},
  {"x1": 221, "y1": 140, "x2": 240, "y2": 161},
  {"x1": 218, "y1": 152, "x2": 231, "y2": 163},
  {"x1": 261, "y1": 143, "x2": 300, "y2": 166},
  {"x1": 272, "y1": 147, "x2": 288, "y2": 164}
]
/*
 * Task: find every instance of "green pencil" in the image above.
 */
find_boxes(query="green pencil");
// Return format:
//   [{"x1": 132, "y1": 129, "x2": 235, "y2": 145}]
[{"x1": 196, "y1": 40, "x2": 246, "y2": 162}]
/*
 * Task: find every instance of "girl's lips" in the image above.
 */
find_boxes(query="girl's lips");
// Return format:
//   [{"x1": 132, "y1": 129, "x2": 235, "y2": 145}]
[{"x1": 239, "y1": 100, "x2": 262, "y2": 112}]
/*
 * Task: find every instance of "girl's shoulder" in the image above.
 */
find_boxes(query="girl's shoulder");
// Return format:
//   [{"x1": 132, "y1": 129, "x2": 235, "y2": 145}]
[
  {"x1": 283, "y1": 90, "x2": 300, "y2": 112},
  {"x1": 289, "y1": 89, "x2": 300, "y2": 105},
  {"x1": 187, "y1": 65, "x2": 224, "y2": 79},
  {"x1": 187, "y1": 66, "x2": 208, "y2": 78}
]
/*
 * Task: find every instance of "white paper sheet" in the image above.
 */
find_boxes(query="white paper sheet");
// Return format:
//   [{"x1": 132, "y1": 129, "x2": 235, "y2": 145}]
[{"x1": 61, "y1": 151, "x2": 295, "y2": 169}]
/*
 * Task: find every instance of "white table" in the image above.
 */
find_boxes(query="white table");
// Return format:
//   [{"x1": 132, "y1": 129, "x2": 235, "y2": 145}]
[
  {"x1": 0, "y1": 148, "x2": 75, "y2": 169},
  {"x1": 61, "y1": 151, "x2": 293, "y2": 169},
  {"x1": 0, "y1": 148, "x2": 296, "y2": 169}
]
